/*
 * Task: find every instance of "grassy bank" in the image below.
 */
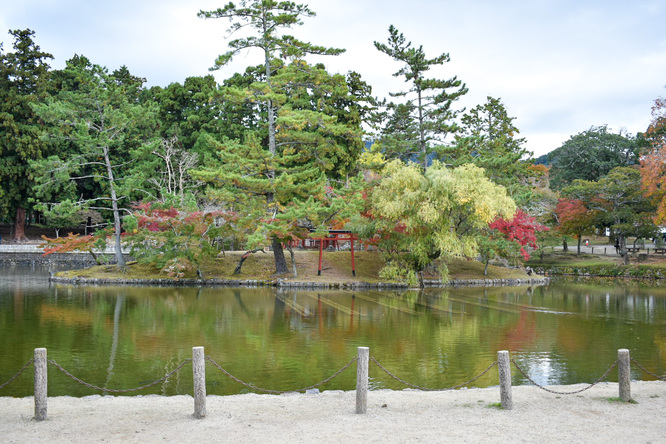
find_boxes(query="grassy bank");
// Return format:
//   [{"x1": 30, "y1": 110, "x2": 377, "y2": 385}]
[
  {"x1": 54, "y1": 250, "x2": 532, "y2": 284},
  {"x1": 526, "y1": 250, "x2": 666, "y2": 279}
]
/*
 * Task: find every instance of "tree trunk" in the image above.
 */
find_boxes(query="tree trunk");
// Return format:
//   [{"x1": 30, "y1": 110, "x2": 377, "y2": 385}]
[
  {"x1": 271, "y1": 237, "x2": 288, "y2": 275},
  {"x1": 286, "y1": 245, "x2": 298, "y2": 278},
  {"x1": 13, "y1": 207, "x2": 28, "y2": 242},
  {"x1": 417, "y1": 86, "x2": 427, "y2": 171},
  {"x1": 103, "y1": 146, "x2": 126, "y2": 267},
  {"x1": 234, "y1": 248, "x2": 265, "y2": 274}
]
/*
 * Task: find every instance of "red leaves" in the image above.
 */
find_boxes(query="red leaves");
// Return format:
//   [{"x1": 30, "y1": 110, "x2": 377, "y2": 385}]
[
  {"x1": 133, "y1": 203, "x2": 233, "y2": 233},
  {"x1": 41, "y1": 233, "x2": 101, "y2": 256},
  {"x1": 555, "y1": 198, "x2": 597, "y2": 239},
  {"x1": 489, "y1": 210, "x2": 548, "y2": 260},
  {"x1": 556, "y1": 198, "x2": 588, "y2": 225}
]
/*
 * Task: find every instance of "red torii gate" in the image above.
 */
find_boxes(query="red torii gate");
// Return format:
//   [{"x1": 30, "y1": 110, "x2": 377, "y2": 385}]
[{"x1": 310, "y1": 229, "x2": 358, "y2": 277}]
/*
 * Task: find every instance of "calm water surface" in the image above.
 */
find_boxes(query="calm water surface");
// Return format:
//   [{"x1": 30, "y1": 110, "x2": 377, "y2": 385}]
[{"x1": 1, "y1": 265, "x2": 664, "y2": 397}]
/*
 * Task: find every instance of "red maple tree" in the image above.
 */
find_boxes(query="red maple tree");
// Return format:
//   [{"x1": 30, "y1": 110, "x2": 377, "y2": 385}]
[{"x1": 489, "y1": 210, "x2": 549, "y2": 260}]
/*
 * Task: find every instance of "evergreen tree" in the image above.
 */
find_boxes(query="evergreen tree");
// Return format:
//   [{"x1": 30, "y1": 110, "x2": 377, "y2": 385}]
[
  {"x1": 31, "y1": 60, "x2": 158, "y2": 266},
  {"x1": 198, "y1": 0, "x2": 348, "y2": 274},
  {"x1": 449, "y1": 96, "x2": 537, "y2": 206},
  {"x1": 0, "y1": 29, "x2": 53, "y2": 240},
  {"x1": 374, "y1": 25, "x2": 467, "y2": 170},
  {"x1": 193, "y1": 60, "x2": 364, "y2": 273},
  {"x1": 548, "y1": 125, "x2": 640, "y2": 190}
]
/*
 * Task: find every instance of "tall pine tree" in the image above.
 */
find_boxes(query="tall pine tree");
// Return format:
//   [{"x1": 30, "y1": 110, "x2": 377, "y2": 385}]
[
  {"x1": 374, "y1": 25, "x2": 467, "y2": 170},
  {"x1": 198, "y1": 1, "x2": 353, "y2": 274}
]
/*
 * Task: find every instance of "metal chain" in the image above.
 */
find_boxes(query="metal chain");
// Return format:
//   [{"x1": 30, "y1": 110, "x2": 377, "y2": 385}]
[
  {"x1": 0, "y1": 359, "x2": 34, "y2": 390},
  {"x1": 370, "y1": 357, "x2": 498, "y2": 391},
  {"x1": 205, "y1": 355, "x2": 358, "y2": 394},
  {"x1": 48, "y1": 358, "x2": 192, "y2": 394},
  {"x1": 631, "y1": 358, "x2": 666, "y2": 381},
  {"x1": 511, "y1": 359, "x2": 618, "y2": 395}
]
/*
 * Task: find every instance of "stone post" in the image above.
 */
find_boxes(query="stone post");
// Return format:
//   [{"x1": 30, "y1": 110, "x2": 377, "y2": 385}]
[
  {"x1": 192, "y1": 346, "x2": 206, "y2": 418},
  {"x1": 498, "y1": 350, "x2": 513, "y2": 410},
  {"x1": 34, "y1": 348, "x2": 48, "y2": 421},
  {"x1": 355, "y1": 347, "x2": 369, "y2": 414},
  {"x1": 618, "y1": 349, "x2": 631, "y2": 402}
]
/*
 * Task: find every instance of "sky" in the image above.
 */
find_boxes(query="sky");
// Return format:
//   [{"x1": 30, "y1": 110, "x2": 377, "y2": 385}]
[{"x1": 2, "y1": 0, "x2": 665, "y2": 157}]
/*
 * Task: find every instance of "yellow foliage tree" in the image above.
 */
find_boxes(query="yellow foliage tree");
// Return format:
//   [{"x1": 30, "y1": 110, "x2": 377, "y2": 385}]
[{"x1": 369, "y1": 160, "x2": 516, "y2": 285}]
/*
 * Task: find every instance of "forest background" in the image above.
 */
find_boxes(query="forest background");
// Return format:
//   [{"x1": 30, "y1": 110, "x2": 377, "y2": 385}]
[{"x1": 1, "y1": 1, "x2": 665, "y2": 285}]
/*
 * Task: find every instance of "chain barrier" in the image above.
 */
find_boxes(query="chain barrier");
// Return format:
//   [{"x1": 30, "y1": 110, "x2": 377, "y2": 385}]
[
  {"x1": 205, "y1": 355, "x2": 357, "y2": 394},
  {"x1": 8, "y1": 354, "x2": 663, "y2": 397},
  {"x1": 370, "y1": 357, "x2": 498, "y2": 391},
  {"x1": 48, "y1": 358, "x2": 192, "y2": 394},
  {"x1": 0, "y1": 359, "x2": 34, "y2": 390},
  {"x1": 631, "y1": 358, "x2": 666, "y2": 381},
  {"x1": 511, "y1": 359, "x2": 618, "y2": 395}
]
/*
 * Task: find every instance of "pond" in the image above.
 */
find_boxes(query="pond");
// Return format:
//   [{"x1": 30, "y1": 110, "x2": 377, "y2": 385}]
[{"x1": 1, "y1": 265, "x2": 664, "y2": 397}]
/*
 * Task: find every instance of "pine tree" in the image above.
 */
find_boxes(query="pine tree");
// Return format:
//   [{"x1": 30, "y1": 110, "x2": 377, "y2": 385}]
[
  {"x1": 198, "y1": 1, "x2": 351, "y2": 274},
  {"x1": 449, "y1": 96, "x2": 536, "y2": 205},
  {"x1": 374, "y1": 25, "x2": 467, "y2": 170},
  {"x1": 31, "y1": 60, "x2": 158, "y2": 266}
]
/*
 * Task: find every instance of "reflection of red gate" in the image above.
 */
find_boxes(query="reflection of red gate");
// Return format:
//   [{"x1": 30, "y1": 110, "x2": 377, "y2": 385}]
[{"x1": 310, "y1": 230, "x2": 358, "y2": 277}]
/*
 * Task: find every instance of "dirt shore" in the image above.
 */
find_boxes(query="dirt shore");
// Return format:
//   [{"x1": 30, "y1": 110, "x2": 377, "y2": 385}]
[{"x1": 2, "y1": 381, "x2": 665, "y2": 443}]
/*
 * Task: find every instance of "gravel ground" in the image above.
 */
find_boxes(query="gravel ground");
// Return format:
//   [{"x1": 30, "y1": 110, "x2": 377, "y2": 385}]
[{"x1": 2, "y1": 381, "x2": 665, "y2": 443}]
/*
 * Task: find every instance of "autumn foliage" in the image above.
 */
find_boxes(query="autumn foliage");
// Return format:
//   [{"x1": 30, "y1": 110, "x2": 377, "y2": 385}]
[
  {"x1": 42, "y1": 231, "x2": 111, "y2": 264},
  {"x1": 640, "y1": 96, "x2": 666, "y2": 224},
  {"x1": 489, "y1": 209, "x2": 549, "y2": 260}
]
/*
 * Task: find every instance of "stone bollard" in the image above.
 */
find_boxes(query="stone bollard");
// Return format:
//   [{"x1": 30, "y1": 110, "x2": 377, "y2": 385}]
[
  {"x1": 192, "y1": 346, "x2": 206, "y2": 418},
  {"x1": 34, "y1": 348, "x2": 48, "y2": 421},
  {"x1": 355, "y1": 347, "x2": 369, "y2": 414},
  {"x1": 618, "y1": 349, "x2": 631, "y2": 402},
  {"x1": 498, "y1": 350, "x2": 513, "y2": 410}
]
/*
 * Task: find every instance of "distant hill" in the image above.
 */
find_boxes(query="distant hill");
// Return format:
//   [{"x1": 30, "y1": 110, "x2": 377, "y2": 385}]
[{"x1": 534, "y1": 152, "x2": 550, "y2": 165}]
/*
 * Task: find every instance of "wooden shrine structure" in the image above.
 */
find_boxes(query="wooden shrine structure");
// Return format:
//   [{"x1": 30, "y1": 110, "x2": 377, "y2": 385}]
[{"x1": 308, "y1": 229, "x2": 358, "y2": 277}]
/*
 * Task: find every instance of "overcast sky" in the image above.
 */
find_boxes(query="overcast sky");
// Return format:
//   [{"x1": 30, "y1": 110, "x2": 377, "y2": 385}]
[{"x1": 2, "y1": 0, "x2": 665, "y2": 157}]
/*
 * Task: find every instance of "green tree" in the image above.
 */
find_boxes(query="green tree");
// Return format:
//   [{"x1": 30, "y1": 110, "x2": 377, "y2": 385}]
[
  {"x1": 548, "y1": 125, "x2": 641, "y2": 190},
  {"x1": 449, "y1": 96, "x2": 536, "y2": 205},
  {"x1": 0, "y1": 29, "x2": 53, "y2": 240},
  {"x1": 31, "y1": 61, "x2": 158, "y2": 266},
  {"x1": 374, "y1": 25, "x2": 467, "y2": 170},
  {"x1": 562, "y1": 167, "x2": 657, "y2": 264},
  {"x1": 34, "y1": 199, "x2": 85, "y2": 238},
  {"x1": 366, "y1": 160, "x2": 516, "y2": 285},
  {"x1": 198, "y1": 0, "x2": 349, "y2": 274},
  {"x1": 145, "y1": 75, "x2": 224, "y2": 150}
]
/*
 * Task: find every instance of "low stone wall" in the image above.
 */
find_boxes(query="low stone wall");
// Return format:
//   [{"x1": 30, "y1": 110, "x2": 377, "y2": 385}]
[{"x1": 0, "y1": 251, "x2": 130, "y2": 267}]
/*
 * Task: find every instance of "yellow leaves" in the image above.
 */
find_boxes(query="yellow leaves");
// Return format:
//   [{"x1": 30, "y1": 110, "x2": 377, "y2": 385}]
[
  {"x1": 448, "y1": 163, "x2": 516, "y2": 224},
  {"x1": 357, "y1": 150, "x2": 386, "y2": 171},
  {"x1": 371, "y1": 159, "x2": 517, "y2": 267}
]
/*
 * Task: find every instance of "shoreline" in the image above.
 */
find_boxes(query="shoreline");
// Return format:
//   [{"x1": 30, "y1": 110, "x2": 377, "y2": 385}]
[
  {"x1": 3, "y1": 381, "x2": 665, "y2": 443},
  {"x1": 48, "y1": 275, "x2": 550, "y2": 289}
]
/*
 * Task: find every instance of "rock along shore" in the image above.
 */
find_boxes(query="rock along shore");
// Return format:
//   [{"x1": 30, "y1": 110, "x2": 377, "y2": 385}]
[{"x1": 48, "y1": 275, "x2": 550, "y2": 289}]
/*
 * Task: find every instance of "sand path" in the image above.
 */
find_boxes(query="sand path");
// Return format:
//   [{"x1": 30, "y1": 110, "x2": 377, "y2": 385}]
[{"x1": 3, "y1": 381, "x2": 665, "y2": 443}]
